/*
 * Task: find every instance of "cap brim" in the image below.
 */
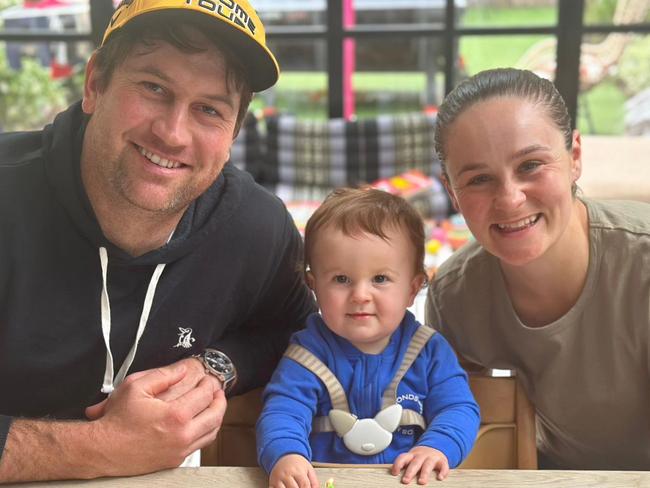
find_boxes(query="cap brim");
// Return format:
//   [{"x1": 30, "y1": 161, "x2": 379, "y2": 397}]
[{"x1": 105, "y1": 9, "x2": 279, "y2": 92}]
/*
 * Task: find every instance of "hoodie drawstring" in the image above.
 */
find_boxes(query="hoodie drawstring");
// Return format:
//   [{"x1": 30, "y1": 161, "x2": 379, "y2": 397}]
[{"x1": 99, "y1": 247, "x2": 167, "y2": 394}]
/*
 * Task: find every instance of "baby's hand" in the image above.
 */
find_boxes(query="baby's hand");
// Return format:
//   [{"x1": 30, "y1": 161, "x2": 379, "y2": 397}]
[
  {"x1": 391, "y1": 446, "x2": 450, "y2": 484},
  {"x1": 269, "y1": 454, "x2": 319, "y2": 488}
]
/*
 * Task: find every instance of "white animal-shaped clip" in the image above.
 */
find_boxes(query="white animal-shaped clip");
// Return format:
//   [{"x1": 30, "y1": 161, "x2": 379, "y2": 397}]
[
  {"x1": 283, "y1": 326, "x2": 435, "y2": 457},
  {"x1": 328, "y1": 404, "x2": 403, "y2": 455}
]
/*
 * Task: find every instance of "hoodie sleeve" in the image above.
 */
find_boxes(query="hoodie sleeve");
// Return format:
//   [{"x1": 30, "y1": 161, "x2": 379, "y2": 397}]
[
  {"x1": 416, "y1": 333, "x2": 480, "y2": 468},
  {"x1": 210, "y1": 211, "x2": 316, "y2": 395}
]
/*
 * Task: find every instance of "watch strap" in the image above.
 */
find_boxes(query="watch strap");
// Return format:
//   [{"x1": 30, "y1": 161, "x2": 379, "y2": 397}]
[{"x1": 196, "y1": 349, "x2": 237, "y2": 393}]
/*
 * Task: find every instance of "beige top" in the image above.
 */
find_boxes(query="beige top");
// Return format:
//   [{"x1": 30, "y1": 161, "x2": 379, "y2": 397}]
[{"x1": 426, "y1": 198, "x2": 650, "y2": 469}]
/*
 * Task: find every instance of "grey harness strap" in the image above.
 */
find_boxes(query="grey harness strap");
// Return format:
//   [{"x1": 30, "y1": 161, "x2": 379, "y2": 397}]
[
  {"x1": 284, "y1": 325, "x2": 435, "y2": 433},
  {"x1": 284, "y1": 343, "x2": 351, "y2": 413}
]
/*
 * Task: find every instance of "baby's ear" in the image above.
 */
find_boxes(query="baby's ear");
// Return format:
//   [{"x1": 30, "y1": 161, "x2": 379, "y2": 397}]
[{"x1": 408, "y1": 274, "x2": 426, "y2": 304}]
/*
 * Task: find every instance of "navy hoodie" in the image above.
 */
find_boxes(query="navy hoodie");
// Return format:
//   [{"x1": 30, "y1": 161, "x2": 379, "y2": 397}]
[{"x1": 0, "y1": 102, "x2": 315, "y2": 447}]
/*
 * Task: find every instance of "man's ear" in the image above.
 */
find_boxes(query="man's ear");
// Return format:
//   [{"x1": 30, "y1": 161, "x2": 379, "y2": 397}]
[
  {"x1": 81, "y1": 52, "x2": 101, "y2": 115},
  {"x1": 442, "y1": 174, "x2": 460, "y2": 213}
]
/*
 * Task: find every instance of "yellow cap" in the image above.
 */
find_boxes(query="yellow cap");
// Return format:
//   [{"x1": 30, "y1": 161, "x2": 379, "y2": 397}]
[{"x1": 102, "y1": 0, "x2": 279, "y2": 92}]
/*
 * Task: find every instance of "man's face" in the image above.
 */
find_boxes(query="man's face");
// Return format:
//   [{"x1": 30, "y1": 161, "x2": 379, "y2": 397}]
[{"x1": 81, "y1": 34, "x2": 241, "y2": 216}]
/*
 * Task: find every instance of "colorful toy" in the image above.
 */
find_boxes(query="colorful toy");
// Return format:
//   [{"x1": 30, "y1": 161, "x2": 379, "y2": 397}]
[{"x1": 426, "y1": 238, "x2": 443, "y2": 255}]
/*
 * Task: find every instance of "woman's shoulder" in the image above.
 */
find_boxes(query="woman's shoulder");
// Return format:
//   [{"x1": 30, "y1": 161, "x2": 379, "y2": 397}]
[{"x1": 584, "y1": 198, "x2": 650, "y2": 238}]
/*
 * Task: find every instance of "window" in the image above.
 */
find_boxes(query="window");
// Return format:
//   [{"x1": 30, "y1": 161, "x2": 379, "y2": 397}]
[{"x1": 1, "y1": 0, "x2": 649, "y2": 135}]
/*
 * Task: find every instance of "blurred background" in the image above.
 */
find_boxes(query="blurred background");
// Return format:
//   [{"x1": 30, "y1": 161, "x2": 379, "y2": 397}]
[{"x1": 0, "y1": 0, "x2": 649, "y2": 136}]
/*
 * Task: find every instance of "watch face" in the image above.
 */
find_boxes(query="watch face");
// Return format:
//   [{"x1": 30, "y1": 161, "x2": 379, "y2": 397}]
[{"x1": 204, "y1": 349, "x2": 234, "y2": 376}]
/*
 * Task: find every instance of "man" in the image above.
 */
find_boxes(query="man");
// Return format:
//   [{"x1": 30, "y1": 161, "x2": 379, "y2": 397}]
[{"x1": 0, "y1": 0, "x2": 315, "y2": 481}]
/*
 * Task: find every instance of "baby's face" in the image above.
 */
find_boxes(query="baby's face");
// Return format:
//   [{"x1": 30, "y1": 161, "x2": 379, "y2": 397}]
[{"x1": 307, "y1": 226, "x2": 424, "y2": 354}]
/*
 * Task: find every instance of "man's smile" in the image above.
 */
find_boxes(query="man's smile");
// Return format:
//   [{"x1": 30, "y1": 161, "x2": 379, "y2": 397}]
[{"x1": 137, "y1": 145, "x2": 185, "y2": 169}]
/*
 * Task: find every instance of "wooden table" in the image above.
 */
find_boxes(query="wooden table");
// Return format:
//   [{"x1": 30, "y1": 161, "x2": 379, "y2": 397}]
[{"x1": 9, "y1": 467, "x2": 650, "y2": 487}]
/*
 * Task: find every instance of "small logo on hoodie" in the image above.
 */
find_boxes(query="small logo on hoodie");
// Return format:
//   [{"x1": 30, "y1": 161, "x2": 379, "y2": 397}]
[{"x1": 174, "y1": 327, "x2": 196, "y2": 349}]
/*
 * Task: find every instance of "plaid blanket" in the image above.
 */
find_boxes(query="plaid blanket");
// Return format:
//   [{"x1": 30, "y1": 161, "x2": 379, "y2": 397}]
[
  {"x1": 229, "y1": 112, "x2": 450, "y2": 217},
  {"x1": 229, "y1": 112, "x2": 262, "y2": 179}
]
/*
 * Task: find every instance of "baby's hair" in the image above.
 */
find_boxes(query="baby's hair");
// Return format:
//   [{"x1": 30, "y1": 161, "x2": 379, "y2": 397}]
[{"x1": 304, "y1": 187, "x2": 426, "y2": 279}]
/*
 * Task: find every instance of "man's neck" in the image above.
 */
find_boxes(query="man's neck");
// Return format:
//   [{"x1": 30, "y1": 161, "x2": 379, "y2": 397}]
[
  {"x1": 89, "y1": 181, "x2": 183, "y2": 256},
  {"x1": 81, "y1": 172, "x2": 184, "y2": 258},
  {"x1": 98, "y1": 209, "x2": 181, "y2": 257},
  {"x1": 80, "y1": 137, "x2": 186, "y2": 257}
]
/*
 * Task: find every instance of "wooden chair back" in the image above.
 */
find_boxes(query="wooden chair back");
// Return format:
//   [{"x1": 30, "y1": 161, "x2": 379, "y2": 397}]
[{"x1": 202, "y1": 373, "x2": 537, "y2": 469}]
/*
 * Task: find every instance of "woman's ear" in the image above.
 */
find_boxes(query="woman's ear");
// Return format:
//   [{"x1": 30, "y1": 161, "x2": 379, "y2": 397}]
[
  {"x1": 442, "y1": 174, "x2": 460, "y2": 213},
  {"x1": 570, "y1": 129, "x2": 583, "y2": 183}
]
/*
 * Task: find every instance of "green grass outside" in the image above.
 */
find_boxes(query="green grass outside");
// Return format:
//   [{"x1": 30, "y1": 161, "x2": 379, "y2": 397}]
[
  {"x1": 252, "y1": 72, "x2": 430, "y2": 119},
  {"x1": 270, "y1": 71, "x2": 426, "y2": 92},
  {"x1": 461, "y1": 5, "x2": 557, "y2": 27},
  {"x1": 460, "y1": 6, "x2": 556, "y2": 74},
  {"x1": 577, "y1": 80, "x2": 626, "y2": 135}
]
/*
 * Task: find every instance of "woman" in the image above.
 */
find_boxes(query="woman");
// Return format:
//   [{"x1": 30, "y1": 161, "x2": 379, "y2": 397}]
[{"x1": 426, "y1": 68, "x2": 650, "y2": 470}]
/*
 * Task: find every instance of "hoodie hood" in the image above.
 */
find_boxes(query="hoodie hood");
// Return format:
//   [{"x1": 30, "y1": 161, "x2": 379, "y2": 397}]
[
  {"x1": 43, "y1": 101, "x2": 244, "y2": 266},
  {"x1": 43, "y1": 101, "x2": 250, "y2": 398}
]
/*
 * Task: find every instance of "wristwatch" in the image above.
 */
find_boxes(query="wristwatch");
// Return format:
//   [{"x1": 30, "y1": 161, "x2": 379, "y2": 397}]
[{"x1": 195, "y1": 349, "x2": 237, "y2": 393}]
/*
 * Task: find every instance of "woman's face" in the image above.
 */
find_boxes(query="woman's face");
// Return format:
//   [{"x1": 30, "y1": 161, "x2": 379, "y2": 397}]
[{"x1": 442, "y1": 96, "x2": 582, "y2": 266}]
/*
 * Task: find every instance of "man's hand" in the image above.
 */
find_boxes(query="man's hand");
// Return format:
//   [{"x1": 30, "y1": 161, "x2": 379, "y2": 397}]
[
  {"x1": 85, "y1": 356, "x2": 222, "y2": 418},
  {"x1": 85, "y1": 358, "x2": 226, "y2": 476},
  {"x1": 157, "y1": 356, "x2": 224, "y2": 401},
  {"x1": 0, "y1": 358, "x2": 226, "y2": 482},
  {"x1": 269, "y1": 454, "x2": 319, "y2": 488},
  {"x1": 391, "y1": 446, "x2": 450, "y2": 484}
]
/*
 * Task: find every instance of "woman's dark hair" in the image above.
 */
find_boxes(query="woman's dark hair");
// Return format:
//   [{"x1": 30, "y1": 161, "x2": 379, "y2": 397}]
[{"x1": 434, "y1": 68, "x2": 573, "y2": 177}]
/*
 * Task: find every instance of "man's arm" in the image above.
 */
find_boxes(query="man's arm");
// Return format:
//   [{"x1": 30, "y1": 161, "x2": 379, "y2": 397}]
[
  {"x1": 0, "y1": 359, "x2": 225, "y2": 483},
  {"x1": 215, "y1": 215, "x2": 317, "y2": 394}
]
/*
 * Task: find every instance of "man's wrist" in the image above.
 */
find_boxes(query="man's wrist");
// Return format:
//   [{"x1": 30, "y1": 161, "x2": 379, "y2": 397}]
[
  {"x1": 0, "y1": 418, "x2": 107, "y2": 482},
  {"x1": 189, "y1": 356, "x2": 223, "y2": 389},
  {"x1": 193, "y1": 349, "x2": 237, "y2": 393}
]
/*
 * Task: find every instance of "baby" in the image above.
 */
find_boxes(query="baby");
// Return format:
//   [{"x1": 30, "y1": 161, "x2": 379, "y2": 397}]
[{"x1": 257, "y1": 188, "x2": 479, "y2": 486}]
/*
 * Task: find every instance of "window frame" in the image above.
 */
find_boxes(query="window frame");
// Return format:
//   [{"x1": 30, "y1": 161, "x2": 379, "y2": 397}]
[{"x1": 1, "y1": 0, "x2": 650, "y2": 126}]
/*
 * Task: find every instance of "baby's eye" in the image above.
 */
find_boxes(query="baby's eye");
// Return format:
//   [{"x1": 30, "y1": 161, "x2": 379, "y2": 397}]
[
  {"x1": 334, "y1": 275, "x2": 349, "y2": 284},
  {"x1": 373, "y1": 275, "x2": 388, "y2": 284}
]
